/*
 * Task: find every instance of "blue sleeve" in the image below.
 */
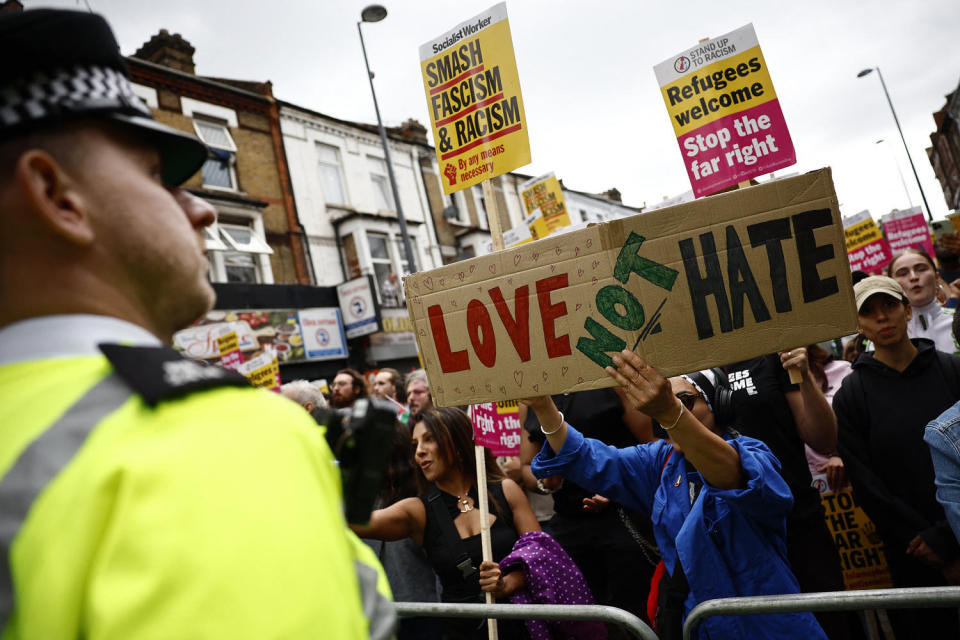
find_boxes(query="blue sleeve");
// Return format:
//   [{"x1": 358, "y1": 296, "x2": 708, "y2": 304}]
[
  {"x1": 530, "y1": 424, "x2": 666, "y2": 514},
  {"x1": 925, "y1": 425, "x2": 960, "y2": 546},
  {"x1": 701, "y1": 437, "x2": 794, "y2": 530}
]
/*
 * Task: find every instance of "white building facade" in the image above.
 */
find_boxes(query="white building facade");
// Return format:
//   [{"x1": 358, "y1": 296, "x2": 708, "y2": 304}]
[{"x1": 279, "y1": 104, "x2": 442, "y2": 308}]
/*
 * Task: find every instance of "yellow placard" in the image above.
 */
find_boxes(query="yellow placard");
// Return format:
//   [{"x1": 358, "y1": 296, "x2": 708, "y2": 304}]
[
  {"x1": 238, "y1": 351, "x2": 281, "y2": 390},
  {"x1": 420, "y1": 2, "x2": 530, "y2": 194},
  {"x1": 246, "y1": 361, "x2": 280, "y2": 390},
  {"x1": 844, "y1": 218, "x2": 883, "y2": 252},
  {"x1": 495, "y1": 399, "x2": 519, "y2": 415},
  {"x1": 820, "y1": 487, "x2": 893, "y2": 590},
  {"x1": 659, "y1": 46, "x2": 777, "y2": 138},
  {"x1": 520, "y1": 173, "x2": 571, "y2": 239},
  {"x1": 216, "y1": 330, "x2": 239, "y2": 356}
]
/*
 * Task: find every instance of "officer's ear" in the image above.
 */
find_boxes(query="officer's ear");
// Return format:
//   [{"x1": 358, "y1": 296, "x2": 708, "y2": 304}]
[{"x1": 14, "y1": 147, "x2": 95, "y2": 247}]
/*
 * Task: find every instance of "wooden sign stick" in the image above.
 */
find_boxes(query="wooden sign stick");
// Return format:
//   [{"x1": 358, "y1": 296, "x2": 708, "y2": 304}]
[{"x1": 477, "y1": 177, "x2": 506, "y2": 640}]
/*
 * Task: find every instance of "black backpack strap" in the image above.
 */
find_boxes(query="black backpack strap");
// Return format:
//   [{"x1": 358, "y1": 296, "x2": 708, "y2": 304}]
[{"x1": 425, "y1": 488, "x2": 477, "y2": 580}]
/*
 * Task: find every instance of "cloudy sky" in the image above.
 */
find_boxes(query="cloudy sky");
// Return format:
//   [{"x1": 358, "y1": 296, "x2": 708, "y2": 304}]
[{"x1": 32, "y1": 0, "x2": 960, "y2": 220}]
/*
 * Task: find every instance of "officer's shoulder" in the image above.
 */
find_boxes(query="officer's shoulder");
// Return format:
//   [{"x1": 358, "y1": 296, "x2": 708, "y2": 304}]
[{"x1": 99, "y1": 343, "x2": 250, "y2": 407}]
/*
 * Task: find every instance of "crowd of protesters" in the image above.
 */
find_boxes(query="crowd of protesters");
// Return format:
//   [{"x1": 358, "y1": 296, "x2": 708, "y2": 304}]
[{"x1": 273, "y1": 243, "x2": 960, "y2": 640}]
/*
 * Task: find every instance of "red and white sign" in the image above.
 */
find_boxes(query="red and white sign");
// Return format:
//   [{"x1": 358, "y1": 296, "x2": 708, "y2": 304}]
[
  {"x1": 471, "y1": 401, "x2": 522, "y2": 456},
  {"x1": 881, "y1": 206, "x2": 934, "y2": 259}
]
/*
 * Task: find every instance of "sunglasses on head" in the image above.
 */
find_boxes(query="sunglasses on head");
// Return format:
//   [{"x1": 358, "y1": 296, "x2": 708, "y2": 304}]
[{"x1": 675, "y1": 391, "x2": 703, "y2": 411}]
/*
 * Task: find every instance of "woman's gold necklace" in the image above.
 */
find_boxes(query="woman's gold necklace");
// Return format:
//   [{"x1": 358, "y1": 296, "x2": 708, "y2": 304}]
[{"x1": 456, "y1": 495, "x2": 473, "y2": 513}]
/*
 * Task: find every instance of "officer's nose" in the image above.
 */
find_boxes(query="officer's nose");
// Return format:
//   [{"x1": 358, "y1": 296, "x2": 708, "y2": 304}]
[{"x1": 172, "y1": 188, "x2": 217, "y2": 230}]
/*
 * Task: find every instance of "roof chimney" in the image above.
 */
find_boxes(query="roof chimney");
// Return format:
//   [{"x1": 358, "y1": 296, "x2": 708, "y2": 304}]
[
  {"x1": 398, "y1": 118, "x2": 429, "y2": 144},
  {"x1": 133, "y1": 29, "x2": 196, "y2": 75},
  {"x1": 601, "y1": 188, "x2": 622, "y2": 203}
]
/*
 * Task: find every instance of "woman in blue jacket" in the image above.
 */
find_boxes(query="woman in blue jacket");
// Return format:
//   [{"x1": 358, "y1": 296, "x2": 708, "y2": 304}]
[{"x1": 527, "y1": 349, "x2": 826, "y2": 640}]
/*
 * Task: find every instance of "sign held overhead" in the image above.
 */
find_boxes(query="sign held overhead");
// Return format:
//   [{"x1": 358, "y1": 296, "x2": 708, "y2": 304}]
[
  {"x1": 420, "y1": 2, "x2": 531, "y2": 194},
  {"x1": 404, "y1": 169, "x2": 856, "y2": 407},
  {"x1": 654, "y1": 24, "x2": 796, "y2": 197}
]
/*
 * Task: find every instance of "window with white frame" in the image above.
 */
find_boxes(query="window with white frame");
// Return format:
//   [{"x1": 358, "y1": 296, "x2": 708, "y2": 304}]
[
  {"x1": 316, "y1": 142, "x2": 347, "y2": 205},
  {"x1": 394, "y1": 235, "x2": 418, "y2": 276},
  {"x1": 472, "y1": 185, "x2": 488, "y2": 229},
  {"x1": 368, "y1": 156, "x2": 395, "y2": 212},
  {"x1": 444, "y1": 188, "x2": 469, "y2": 225},
  {"x1": 193, "y1": 118, "x2": 238, "y2": 190},
  {"x1": 205, "y1": 215, "x2": 274, "y2": 284},
  {"x1": 365, "y1": 230, "x2": 416, "y2": 308}
]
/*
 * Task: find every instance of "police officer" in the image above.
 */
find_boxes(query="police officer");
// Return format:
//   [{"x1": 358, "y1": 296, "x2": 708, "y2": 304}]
[{"x1": 0, "y1": 9, "x2": 393, "y2": 638}]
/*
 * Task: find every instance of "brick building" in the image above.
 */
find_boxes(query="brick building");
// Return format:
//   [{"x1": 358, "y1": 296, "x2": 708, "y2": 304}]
[
  {"x1": 928, "y1": 81, "x2": 960, "y2": 212},
  {"x1": 128, "y1": 30, "x2": 311, "y2": 285}
]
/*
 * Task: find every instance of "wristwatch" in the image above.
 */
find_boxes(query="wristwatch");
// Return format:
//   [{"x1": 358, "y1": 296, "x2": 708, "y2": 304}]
[{"x1": 536, "y1": 477, "x2": 563, "y2": 494}]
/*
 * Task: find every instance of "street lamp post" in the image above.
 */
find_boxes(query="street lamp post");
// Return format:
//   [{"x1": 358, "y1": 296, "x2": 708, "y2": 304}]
[
  {"x1": 875, "y1": 138, "x2": 914, "y2": 208},
  {"x1": 358, "y1": 4, "x2": 417, "y2": 273},
  {"x1": 857, "y1": 66, "x2": 933, "y2": 221}
]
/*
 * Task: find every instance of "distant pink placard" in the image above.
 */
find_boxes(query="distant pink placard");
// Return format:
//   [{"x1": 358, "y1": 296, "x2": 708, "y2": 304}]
[
  {"x1": 471, "y1": 402, "x2": 522, "y2": 456},
  {"x1": 848, "y1": 238, "x2": 893, "y2": 274},
  {"x1": 219, "y1": 349, "x2": 244, "y2": 371},
  {"x1": 677, "y1": 100, "x2": 796, "y2": 198},
  {"x1": 882, "y1": 211, "x2": 934, "y2": 259}
]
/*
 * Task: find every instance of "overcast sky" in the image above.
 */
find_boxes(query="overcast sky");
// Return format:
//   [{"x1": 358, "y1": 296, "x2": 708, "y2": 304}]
[{"x1": 32, "y1": 0, "x2": 960, "y2": 221}]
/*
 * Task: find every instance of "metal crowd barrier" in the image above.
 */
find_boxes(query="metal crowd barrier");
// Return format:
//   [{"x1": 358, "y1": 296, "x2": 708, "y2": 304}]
[
  {"x1": 395, "y1": 601, "x2": 658, "y2": 640},
  {"x1": 682, "y1": 586, "x2": 960, "y2": 640}
]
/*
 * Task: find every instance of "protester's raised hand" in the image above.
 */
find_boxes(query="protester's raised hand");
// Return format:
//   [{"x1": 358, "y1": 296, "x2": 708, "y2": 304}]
[
  {"x1": 779, "y1": 347, "x2": 809, "y2": 379},
  {"x1": 605, "y1": 349, "x2": 677, "y2": 422},
  {"x1": 941, "y1": 232, "x2": 960, "y2": 254}
]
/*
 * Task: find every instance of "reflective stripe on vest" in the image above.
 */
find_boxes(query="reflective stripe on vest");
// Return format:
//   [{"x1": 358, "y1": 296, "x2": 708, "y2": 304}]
[
  {"x1": 0, "y1": 374, "x2": 131, "y2": 628},
  {"x1": 355, "y1": 559, "x2": 396, "y2": 640}
]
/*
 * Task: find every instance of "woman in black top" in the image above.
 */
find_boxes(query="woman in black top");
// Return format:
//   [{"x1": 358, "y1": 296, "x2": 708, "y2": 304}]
[{"x1": 352, "y1": 407, "x2": 540, "y2": 638}]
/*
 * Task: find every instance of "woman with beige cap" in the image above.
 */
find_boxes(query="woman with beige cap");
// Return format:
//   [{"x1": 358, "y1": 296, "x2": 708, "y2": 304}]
[{"x1": 834, "y1": 275, "x2": 960, "y2": 639}]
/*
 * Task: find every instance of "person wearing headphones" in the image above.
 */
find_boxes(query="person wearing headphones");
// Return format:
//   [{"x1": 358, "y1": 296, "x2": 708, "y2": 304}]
[{"x1": 525, "y1": 350, "x2": 825, "y2": 640}]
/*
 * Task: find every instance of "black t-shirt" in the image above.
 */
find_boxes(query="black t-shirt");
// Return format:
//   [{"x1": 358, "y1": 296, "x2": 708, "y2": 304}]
[
  {"x1": 524, "y1": 388, "x2": 637, "y2": 517},
  {"x1": 725, "y1": 354, "x2": 823, "y2": 523}
]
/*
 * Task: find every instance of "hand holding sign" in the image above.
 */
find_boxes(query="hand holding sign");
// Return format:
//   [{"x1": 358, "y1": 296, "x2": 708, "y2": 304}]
[
  {"x1": 779, "y1": 347, "x2": 808, "y2": 384},
  {"x1": 606, "y1": 350, "x2": 680, "y2": 425}
]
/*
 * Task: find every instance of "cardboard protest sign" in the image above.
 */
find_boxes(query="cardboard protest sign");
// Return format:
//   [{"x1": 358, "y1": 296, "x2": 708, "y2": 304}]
[
  {"x1": 420, "y1": 2, "x2": 530, "y2": 194},
  {"x1": 520, "y1": 173, "x2": 571, "y2": 239},
  {"x1": 843, "y1": 210, "x2": 892, "y2": 273},
  {"x1": 881, "y1": 206, "x2": 934, "y2": 259},
  {"x1": 405, "y1": 168, "x2": 857, "y2": 407},
  {"x1": 471, "y1": 400, "x2": 522, "y2": 456},
  {"x1": 813, "y1": 476, "x2": 893, "y2": 590},
  {"x1": 654, "y1": 24, "x2": 796, "y2": 198}
]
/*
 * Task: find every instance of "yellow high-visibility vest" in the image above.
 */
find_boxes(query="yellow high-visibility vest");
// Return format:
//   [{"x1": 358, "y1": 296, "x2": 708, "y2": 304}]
[{"x1": 0, "y1": 345, "x2": 392, "y2": 639}]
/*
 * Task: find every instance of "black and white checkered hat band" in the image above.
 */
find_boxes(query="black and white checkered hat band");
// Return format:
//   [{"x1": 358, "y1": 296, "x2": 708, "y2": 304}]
[{"x1": 0, "y1": 64, "x2": 152, "y2": 129}]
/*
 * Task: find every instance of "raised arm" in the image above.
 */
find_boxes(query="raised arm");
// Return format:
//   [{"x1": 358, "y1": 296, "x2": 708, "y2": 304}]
[
  {"x1": 609, "y1": 350, "x2": 743, "y2": 490},
  {"x1": 781, "y1": 348, "x2": 838, "y2": 454}
]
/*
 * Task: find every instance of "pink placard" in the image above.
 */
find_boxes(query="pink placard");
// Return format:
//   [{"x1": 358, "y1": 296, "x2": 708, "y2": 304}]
[
  {"x1": 471, "y1": 402, "x2": 522, "y2": 456},
  {"x1": 847, "y1": 238, "x2": 893, "y2": 274},
  {"x1": 882, "y1": 212, "x2": 934, "y2": 259},
  {"x1": 219, "y1": 350, "x2": 244, "y2": 371},
  {"x1": 677, "y1": 100, "x2": 796, "y2": 198}
]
